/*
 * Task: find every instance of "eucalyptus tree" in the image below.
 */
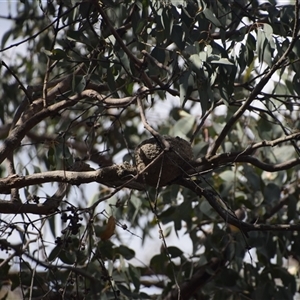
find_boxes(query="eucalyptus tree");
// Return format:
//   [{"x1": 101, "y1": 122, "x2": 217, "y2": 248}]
[{"x1": 0, "y1": 0, "x2": 300, "y2": 299}]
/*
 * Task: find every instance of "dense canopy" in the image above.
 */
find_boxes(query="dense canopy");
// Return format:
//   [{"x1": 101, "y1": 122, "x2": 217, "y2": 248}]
[{"x1": 0, "y1": 0, "x2": 300, "y2": 299}]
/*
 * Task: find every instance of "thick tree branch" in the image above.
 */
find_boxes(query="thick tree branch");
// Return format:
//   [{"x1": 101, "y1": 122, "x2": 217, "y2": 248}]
[
  {"x1": 0, "y1": 163, "x2": 143, "y2": 214},
  {"x1": 190, "y1": 131, "x2": 300, "y2": 174},
  {"x1": 191, "y1": 155, "x2": 300, "y2": 177},
  {"x1": 0, "y1": 90, "x2": 137, "y2": 164},
  {"x1": 0, "y1": 164, "x2": 140, "y2": 194}
]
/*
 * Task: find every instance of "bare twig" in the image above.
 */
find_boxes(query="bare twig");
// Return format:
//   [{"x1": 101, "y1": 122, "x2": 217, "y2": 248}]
[
  {"x1": 0, "y1": 3, "x2": 81, "y2": 53},
  {"x1": 190, "y1": 99, "x2": 222, "y2": 143},
  {"x1": 1, "y1": 61, "x2": 33, "y2": 103},
  {"x1": 6, "y1": 154, "x2": 19, "y2": 202},
  {"x1": 137, "y1": 91, "x2": 170, "y2": 150},
  {"x1": 250, "y1": 131, "x2": 300, "y2": 149}
]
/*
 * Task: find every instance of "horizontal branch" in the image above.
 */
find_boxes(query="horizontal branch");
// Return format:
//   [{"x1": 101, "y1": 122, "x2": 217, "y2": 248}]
[
  {"x1": 250, "y1": 132, "x2": 300, "y2": 150},
  {"x1": 193, "y1": 134, "x2": 300, "y2": 173},
  {"x1": 234, "y1": 155, "x2": 300, "y2": 172},
  {"x1": 0, "y1": 200, "x2": 58, "y2": 215},
  {"x1": 0, "y1": 164, "x2": 141, "y2": 194}
]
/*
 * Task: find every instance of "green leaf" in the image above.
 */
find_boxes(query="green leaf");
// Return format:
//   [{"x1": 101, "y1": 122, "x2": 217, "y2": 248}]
[
  {"x1": 198, "y1": 83, "x2": 213, "y2": 116},
  {"x1": 202, "y1": 8, "x2": 222, "y2": 27},
  {"x1": 273, "y1": 145, "x2": 295, "y2": 163},
  {"x1": 167, "y1": 246, "x2": 183, "y2": 258},
  {"x1": 264, "y1": 183, "x2": 281, "y2": 204},
  {"x1": 179, "y1": 71, "x2": 194, "y2": 107},
  {"x1": 161, "y1": 6, "x2": 173, "y2": 38},
  {"x1": 47, "y1": 146, "x2": 55, "y2": 168},
  {"x1": 200, "y1": 200, "x2": 218, "y2": 219},
  {"x1": 210, "y1": 58, "x2": 234, "y2": 65},
  {"x1": 163, "y1": 226, "x2": 172, "y2": 238},
  {"x1": 48, "y1": 245, "x2": 61, "y2": 262},
  {"x1": 97, "y1": 240, "x2": 115, "y2": 260},
  {"x1": 107, "y1": 67, "x2": 118, "y2": 96},
  {"x1": 134, "y1": 19, "x2": 148, "y2": 36},
  {"x1": 257, "y1": 24, "x2": 274, "y2": 67},
  {"x1": 150, "y1": 254, "x2": 165, "y2": 273},
  {"x1": 188, "y1": 54, "x2": 203, "y2": 74},
  {"x1": 117, "y1": 284, "x2": 132, "y2": 297},
  {"x1": 1, "y1": 29, "x2": 13, "y2": 49},
  {"x1": 67, "y1": 29, "x2": 90, "y2": 46},
  {"x1": 151, "y1": 47, "x2": 166, "y2": 64},
  {"x1": 59, "y1": 249, "x2": 76, "y2": 265},
  {"x1": 243, "y1": 165, "x2": 261, "y2": 190},
  {"x1": 42, "y1": 48, "x2": 67, "y2": 60},
  {"x1": 48, "y1": 215, "x2": 56, "y2": 239},
  {"x1": 171, "y1": 25, "x2": 185, "y2": 50},
  {"x1": 0, "y1": 259, "x2": 10, "y2": 277},
  {"x1": 128, "y1": 264, "x2": 140, "y2": 291},
  {"x1": 287, "y1": 195, "x2": 297, "y2": 221},
  {"x1": 72, "y1": 75, "x2": 86, "y2": 93},
  {"x1": 158, "y1": 206, "x2": 177, "y2": 224},
  {"x1": 116, "y1": 245, "x2": 135, "y2": 260},
  {"x1": 170, "y1": 114, "x2": 195, "y2": 138}
]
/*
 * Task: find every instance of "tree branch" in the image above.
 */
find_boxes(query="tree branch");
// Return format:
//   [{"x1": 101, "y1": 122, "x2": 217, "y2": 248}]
[
  {"x1": 0, "y1": 90, "x2": 138, "y2": 164},
  {"x1": 208, "y1": 0, "x2": 300, "y2": 156},
  {"x1": 0, "y1": 165, "x2": 140, "y2": 194},
  {"x1": 234, "y1": 155, "x2": 300, "y2": 172},
  {"x1": 179, "y1": 179, "x2": 300, "y2": 233}
]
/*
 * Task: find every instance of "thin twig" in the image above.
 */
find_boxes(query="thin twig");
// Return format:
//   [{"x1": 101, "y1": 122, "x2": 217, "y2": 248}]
[
  {"x1": 137, "y1": 91, "x2": 170, "y2": 150},
  {"x1": 0, "y1": 3, "x2": 81, "y2": 53},
  {"x1": 1, "y1": 61, "x2": 33, "y2": 103}
]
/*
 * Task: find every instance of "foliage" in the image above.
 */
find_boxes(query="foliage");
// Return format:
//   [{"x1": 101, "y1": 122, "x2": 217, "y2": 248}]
[{"x1": 0, "y1": 0, "x2": 300, "y2": 299}]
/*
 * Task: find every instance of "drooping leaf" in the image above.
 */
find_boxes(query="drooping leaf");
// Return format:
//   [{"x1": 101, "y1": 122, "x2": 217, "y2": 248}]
[
  {"x1": 100, "y1": 216, "x2": 116, "y2": 241},
  {"x1": 179, "y1": 70, "x2": 194, "y2": 107}
]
